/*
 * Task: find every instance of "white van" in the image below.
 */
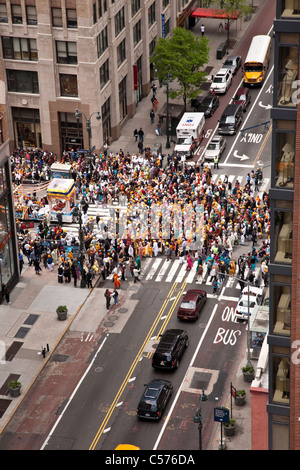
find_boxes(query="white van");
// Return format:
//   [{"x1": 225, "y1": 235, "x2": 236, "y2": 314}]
[{"x1": 174, "y1": 112, "x2": 205, "y2": 158}]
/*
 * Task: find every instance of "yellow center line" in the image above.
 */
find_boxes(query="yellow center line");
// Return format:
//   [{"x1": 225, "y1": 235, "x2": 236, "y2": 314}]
[{"x1": 89, "y1": 280, "x2": 181, "y2": 450}]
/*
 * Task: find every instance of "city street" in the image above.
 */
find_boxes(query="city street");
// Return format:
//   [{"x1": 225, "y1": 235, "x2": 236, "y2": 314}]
[{"x1": 0, "y1": 0, "x2": 275, "y2": 454}]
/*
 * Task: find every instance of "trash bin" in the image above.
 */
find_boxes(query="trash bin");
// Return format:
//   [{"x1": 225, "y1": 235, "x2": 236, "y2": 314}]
[{"x1": 216, "y1": 43, "x2": 226, "y2": 60}]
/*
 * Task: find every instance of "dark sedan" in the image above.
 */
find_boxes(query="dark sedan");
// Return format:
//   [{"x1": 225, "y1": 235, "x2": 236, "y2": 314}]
[
  {"x1": 177, "y1": 289, "x2": 207, "y2": 321},
  {"x1": 233, "y1": 87, "x2": 251, "y2": 112},
  {"x1": 136, "y1": 379, "x2": 173, "y2": 421},
  {"x1": 191, "y1": 95, "x2": 219, "y2": 117}
]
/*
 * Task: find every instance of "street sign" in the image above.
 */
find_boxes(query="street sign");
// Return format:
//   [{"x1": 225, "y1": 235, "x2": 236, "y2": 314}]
[
  {"x1": 231, "y1": 385, "x2": 236, "y2": 398},
  {"x1": 214, "y1": 407, "x2": 229, "y2": 423},
  {"x1": 77, "y1": 149, "x2": 88, "y2": 153},
  {"x1": 91, "y1": 145, "x2": 96, "y2": 153}
]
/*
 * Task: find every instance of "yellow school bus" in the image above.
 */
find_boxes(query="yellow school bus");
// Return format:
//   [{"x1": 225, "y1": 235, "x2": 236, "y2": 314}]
[{"x1": 243, "y1": 35, "x2": 271, "y2": 86}]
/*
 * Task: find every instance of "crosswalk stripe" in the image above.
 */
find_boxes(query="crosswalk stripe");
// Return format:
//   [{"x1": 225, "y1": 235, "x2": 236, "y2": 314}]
[
  {"x1": 155, "y1": 259, "x2": 170, "y2": 282},
  {"x1": 165, "y1": 259, "x2": 181, "y2": 282},
  {"x1": 146, "y1": 258, "x2": 162, "y2": 280},
  {"x1": 175, "y1": 263, "x2": 188, "y2": 283}
]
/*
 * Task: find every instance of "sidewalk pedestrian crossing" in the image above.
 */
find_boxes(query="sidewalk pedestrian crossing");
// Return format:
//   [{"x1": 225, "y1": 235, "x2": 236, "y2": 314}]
[
  {"x1": 105, "y1": 252, "x2": 266, "y2": 292},
  {"x1": 61, "y1": 174, "x2": 270, "y2": 239}
]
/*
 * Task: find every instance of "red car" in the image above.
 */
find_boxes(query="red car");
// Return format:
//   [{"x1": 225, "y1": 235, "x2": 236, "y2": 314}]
[
  {"x1": 177, "y1": 289, "x2": 207, "y2": 321},
  {"x1": 233, "y1": 87, "x2": 251, "y2": 112}
]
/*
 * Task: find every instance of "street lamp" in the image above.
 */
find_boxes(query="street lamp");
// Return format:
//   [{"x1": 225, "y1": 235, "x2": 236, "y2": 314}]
[
  {"x1": 163, "y1": 72, "x2": 172, "y2": 149},
  {"x1": 193, "y1": 389, "x2": 207, "y2": 450},
  {"x1": 75, "y1": 109, "x2": 101, "y2": 173},
  {"x1": 78, "y1": 203, "x2": 86, "y2": 288}
]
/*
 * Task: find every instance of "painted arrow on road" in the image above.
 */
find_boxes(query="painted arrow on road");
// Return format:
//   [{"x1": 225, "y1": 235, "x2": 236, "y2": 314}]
[
  {"x1": 258, "y1": 101, "x2": 272, "y2": 110},
  {"x1": 233, "y1": 150, "x2": 249, "y2": 161}
]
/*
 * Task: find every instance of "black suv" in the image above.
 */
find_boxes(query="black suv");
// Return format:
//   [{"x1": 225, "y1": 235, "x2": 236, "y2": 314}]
[
  {"x1": 152, "y1": 329, "x2": 189, "y2": 370},
  {"x1": 136, "y1": 379, "x2": 173, "y2": 421}
]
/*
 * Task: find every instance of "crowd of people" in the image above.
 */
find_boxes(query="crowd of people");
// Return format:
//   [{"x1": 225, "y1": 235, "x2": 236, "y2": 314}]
[{"x1": 13, "y1": 141, "x2": 270, "y2": 301}]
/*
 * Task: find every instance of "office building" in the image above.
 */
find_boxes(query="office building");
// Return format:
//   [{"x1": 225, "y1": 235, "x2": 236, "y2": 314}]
[
  {"x1": 268, "y1": 0, "x2": 300, "y2": 450},
  {"x1": 0, "y1": 0, "x2": 197, "y2": 156}
]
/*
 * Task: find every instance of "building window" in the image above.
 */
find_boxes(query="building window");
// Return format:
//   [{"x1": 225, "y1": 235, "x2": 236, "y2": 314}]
[
  {"x1": 275, "y1": 121, "x2": 295, "y2": 189},
  {"x1": 165, "y1": 18, "x2": 170, "y2": 36},
  {"x1": 0, "y1": 3, "x2": 8, "y2": 23},
  {"x1": 117, "y1": 39, "x2": 126, "y2": 67},
  {"x1": 26, "y1": 5, "x2": 37, "y2": 25},
  {"x1": 270, "y1": 414, "x2": 289, "y2": 450},
  {"x1": 277, "y1": 36, "x2": 298, "y2": 107},
  {"x1": 0, "y1": 119, "x2": 3, "y2": 144},
  {"x1": 66, "y1": 9, "x2": 77, "y2": 28},
  {"x1": 102, "y1": 96, "x2": 111, "y2": 145},
  {"x1": 56, "y1": 41, "x2": 77, "y2": 64},
  {"x1": 11, "y1": 4, "x2": 23, "y2": 24},
  {"x1": 273, "y1": 200, "x2": 293, "y2": 265},
  {"x1": 2, "y1": 37, "x2": 38, "y2": 61},
  {"x1": 149, "y1": 37, "x2": 156, "y2": 57},
  {"x1": 162, "y1": 0, "x2": 169, "y2": 8},
  {"x1": 272, "y1": 277, "x2": 291, "y2": 336},
  {"x1": 7, "y1": 70, "x2": 39, "y2": 93},
  {"x1": 98, "y1": 0, "x2": 102, "y2": 18},
  {"x1": 119, "y1": 76, "x2": 127, "y2": 121},
  {"x1": 271, "y1": 347, "x2": 290, "y2": 406},
  {"x1": 281, "y1": 0, "x2": 300, "y2": 17},
  {"x1": 100, "y1": 59, "x2": 109, "y2": 89},
  {"x1": 97, "y1": 27, "x2": 108, "y2": 58},
  {"x1": 59, "y1": 74, "x2": 78, "y2": 97},
  {"x1": 133, "y1": 20, "x2": 141, "y2": 46},
  {"x1": 132, "y1": 0, "x2": 140, "y2": 17},
  {"x1": 148, "y1": 2, "x2": 156, "y2": 27},
  {"x1": 52, "y1": 7, "x2": 63, "y2": 27},
  {"x1": 115, "y1": 6, "x2": 125, "y2": 37}
]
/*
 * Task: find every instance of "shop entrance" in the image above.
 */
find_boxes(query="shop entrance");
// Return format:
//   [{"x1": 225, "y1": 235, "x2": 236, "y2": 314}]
[{"x1": 12, "y1": 107, "x2": 41, "y2": 149}]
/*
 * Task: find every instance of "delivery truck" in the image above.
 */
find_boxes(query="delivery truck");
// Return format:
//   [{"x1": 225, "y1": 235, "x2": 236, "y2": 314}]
[{"x1": 174, "y1": 112, "x2": 205, "y2": 158}]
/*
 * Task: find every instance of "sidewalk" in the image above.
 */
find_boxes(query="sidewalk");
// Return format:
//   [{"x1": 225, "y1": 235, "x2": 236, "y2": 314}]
[{"x1": 0, "y1": 0, "x2": 270, "y2": 450}]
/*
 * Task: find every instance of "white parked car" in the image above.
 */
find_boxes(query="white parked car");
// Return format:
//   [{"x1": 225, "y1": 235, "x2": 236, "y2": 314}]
[
  {"x1": 210, "y1": 68, "x2": 233, "y2": 94},
  {"x1": 203, "y1": 136, "x2": 226, "y2": 162},
  {"x1": 235, "y1": 291, "x2": 262, "y2": 321}
]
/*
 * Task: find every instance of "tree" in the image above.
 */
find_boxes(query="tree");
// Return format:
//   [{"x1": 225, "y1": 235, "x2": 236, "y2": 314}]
[
  {"x1": 213, "y1": 0, "x2": 252, "y2": 47},
  {"x1": 150, "y1": 27, "x2": 209, "y2": 111}
]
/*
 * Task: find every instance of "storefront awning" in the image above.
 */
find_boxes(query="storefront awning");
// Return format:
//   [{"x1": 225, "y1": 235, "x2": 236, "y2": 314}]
[{"x1": 190, "y1": 8, "x2": 240, "y2": 20}]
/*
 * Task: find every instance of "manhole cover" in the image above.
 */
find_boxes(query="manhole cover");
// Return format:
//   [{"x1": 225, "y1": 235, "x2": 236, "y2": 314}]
[
  {"x1": 104, "y1": 321, "x2": 114, "y2": 327},
  {"x1": 24, "y1": 314, "x2": 39, "y2": 325},
  {"x1": 52, "y1": 354, "x2": 69, "y2": 363},
  {"x1": 95, "y1": 366, "x2": 104, "y2": 373},
  {"x1": 15, "y1": 327, "x2": 30, "y2": 339},
  {"x1": 190, "y1": 371, "x2": 212, "y2": 390},
  {"x1": 118, "y1": 308, "x2": 128, "y2": 314},
  {"x1": 108, "y1": 315, "x2": 119, "y2": 321}
]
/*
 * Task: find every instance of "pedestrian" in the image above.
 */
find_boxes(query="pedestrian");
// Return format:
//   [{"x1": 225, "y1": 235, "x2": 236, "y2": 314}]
[
  {"x1": 138, "y1": 128, "x2": 144, "y2": 142},
  {"x1": 133, "y1": 129, "x2": 138, "y2": 142},
  {"x1": 113, "y1": 289, "x2": 119, "y2": 305},
  {"x1": 86, "y1": 270, "x2": 93, "y2": 288},
  {"x1": 212, "y1": 278, "x2": 218, "y2": 295},
  {"x1": 58, "y1": 264, "x2": 64, "y2": 283},
  {"x1": 138, "y1": 139, "x2": 143, "y2": 154},
  {"x1": 3, "y1": 284, "x2": 10, "y2": 304},
  {"x1": 214, "y1": 155, "x2": 219, "y2": 169},
  {"x1": 154, "y1": 98, "x2": 158, "y2": 111},
  {"x1": 133, "y1": 267, "x2": 140, "y2": 283},
  {"x1": 156, "y1": 122, "x2": 162, "y2": 136},
  {"x1": 104, "y1": 288, "x2": 111, "y2": 309},
  {"x1": 47, "y1": 254, "x2": 54, "y2": 271},
  {"x1": 72, "y1": 265, "x2": 77, "y2": 287},
  {"x1": 19, "y1": 252, "x2": 24, "y2": 274},
  {"x1": 151, "y1": 82, "x2": 157, "y2": 97},
  {"x1": 57, "y1": 211, "x2": 63, "y2": 227},
  {"x1": 150, "y1": 109, "x2": 155, "y2": 124},
  {"x1": 121, "y1": 263, "x2": 126, "y2": 281},
  {"x1": 186, "y1": 252, "x2": 193, "y2": 271},
  {"x1": 219, "y1": 23, "x2": 223, "y2": 33},
  {"x1": 34, "y1": 258, "x2": 42, "y2": 275},
  {"x1": 201, "y1": 24, "x2": 205, "y2": 36}
]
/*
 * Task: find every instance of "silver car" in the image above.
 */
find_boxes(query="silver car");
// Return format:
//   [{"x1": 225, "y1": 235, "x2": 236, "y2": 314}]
[
  {"x1": 203, "y1": 136, "x2": 227, "y2": 161},
  {"x1": 222, "y1": 55, "x2": 242, "y2": 75}
]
